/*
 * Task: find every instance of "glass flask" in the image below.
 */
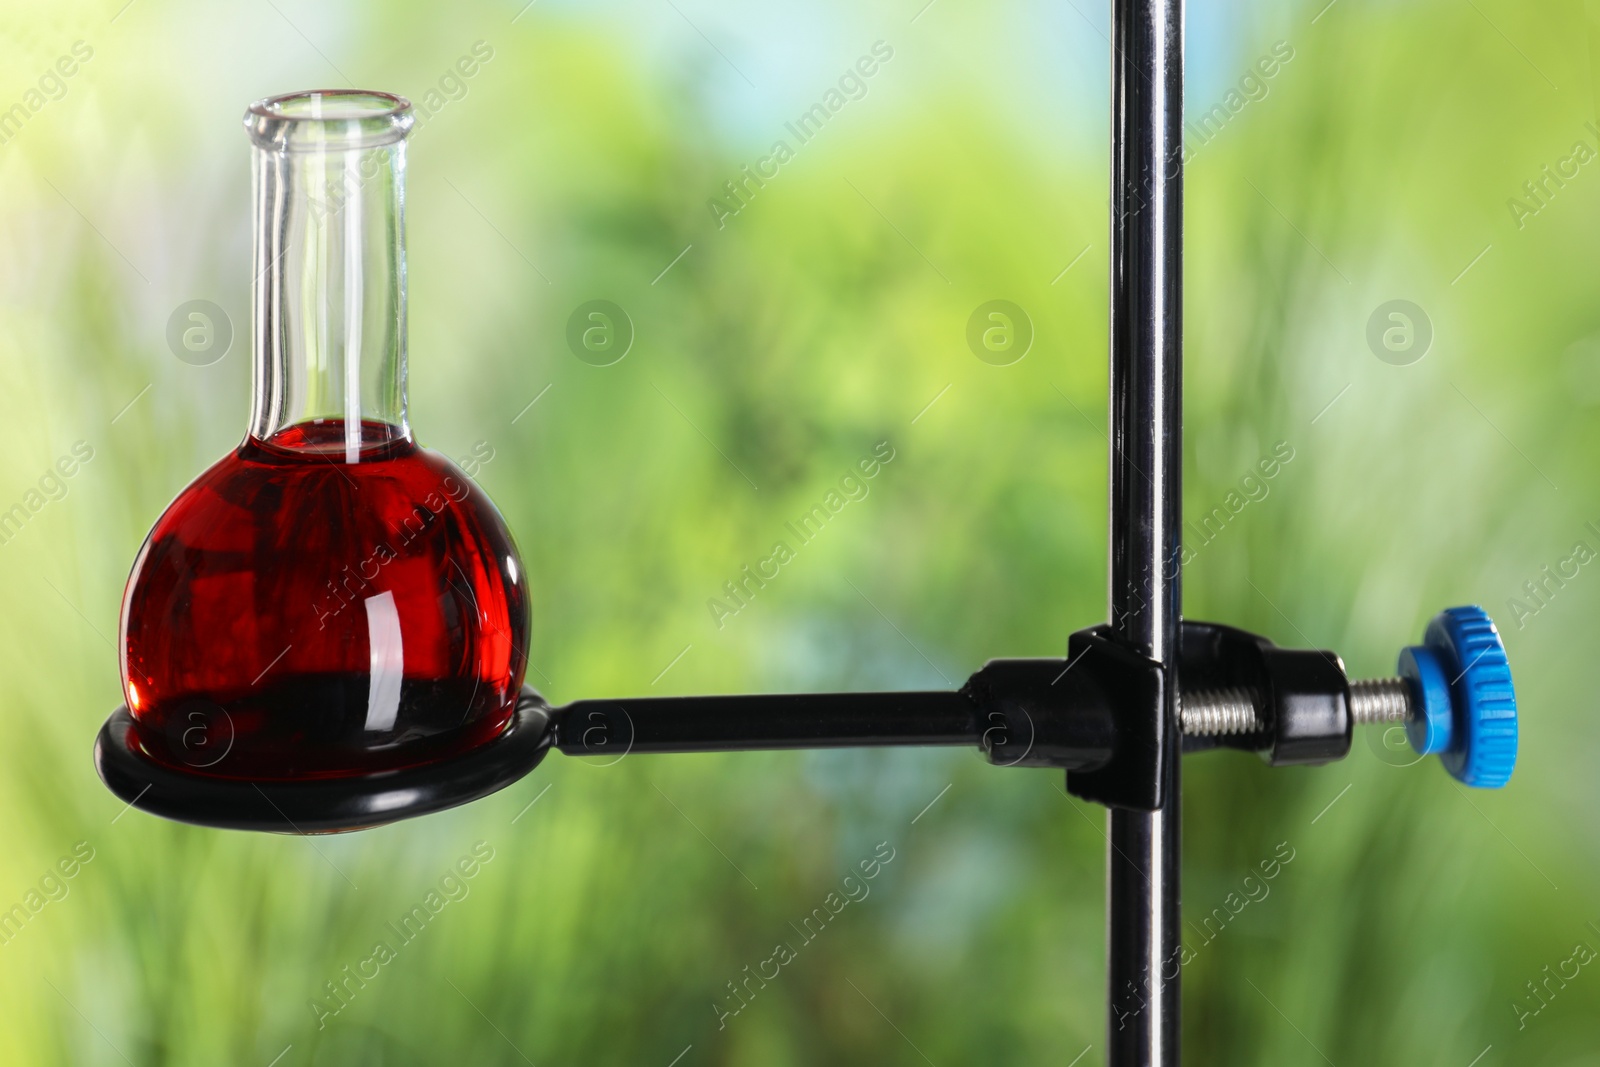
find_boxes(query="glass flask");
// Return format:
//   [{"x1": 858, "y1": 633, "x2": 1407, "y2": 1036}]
[{"x1": 119, "y1": 90, "x2": 530, "y2": 780}]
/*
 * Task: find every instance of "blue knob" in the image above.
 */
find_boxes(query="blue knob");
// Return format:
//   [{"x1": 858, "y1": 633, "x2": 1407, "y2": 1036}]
[{"x1": 1397, "y1": 606, "x2": 1517, "y2": 788}]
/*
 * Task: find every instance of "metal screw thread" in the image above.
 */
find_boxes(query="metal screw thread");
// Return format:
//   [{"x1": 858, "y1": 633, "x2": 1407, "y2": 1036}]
[
  {"x1": 1180, "y1": 677, "x2": 1414, "y2": 736},
  {"x1": 1348, "y1": 677, "x2": 1412, "y2": 726},
  {"x1": 1177, "y1": 687, "x2": 1264, "y2": 735}
]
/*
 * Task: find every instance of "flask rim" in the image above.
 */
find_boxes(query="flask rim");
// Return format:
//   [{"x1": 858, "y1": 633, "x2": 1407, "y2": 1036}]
[{"x1": 245, "y1": 89, "x2": 414, "y2": 152}]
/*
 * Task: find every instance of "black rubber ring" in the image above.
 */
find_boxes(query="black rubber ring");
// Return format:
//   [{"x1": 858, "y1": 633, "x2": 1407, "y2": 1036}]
[{"x1": 94, "y1": 687, "x2": 556, "y2": 833}]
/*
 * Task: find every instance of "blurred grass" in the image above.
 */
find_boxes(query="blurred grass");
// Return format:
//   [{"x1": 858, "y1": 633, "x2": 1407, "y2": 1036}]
[{"x1": 0, "y1": 0, "x2": 1596, "y2": 1063}]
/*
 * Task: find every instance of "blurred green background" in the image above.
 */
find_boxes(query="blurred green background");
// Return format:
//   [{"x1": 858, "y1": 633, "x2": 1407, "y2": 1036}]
[{"x1": 1, "y1": 0, "x2": 1596, "y2": 1062}]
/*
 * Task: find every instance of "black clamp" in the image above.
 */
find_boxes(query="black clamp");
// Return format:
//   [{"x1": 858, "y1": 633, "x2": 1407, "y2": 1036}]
[
  {"x1": 970, "y1": 622, "x2": 1354, "y2": 813},
  {"x1": 1178, "y1": 620, "x2": 1352, "y2": 766},
  {"x1": 971, "y1": 626, "x2": 1168, "y2": 811}
]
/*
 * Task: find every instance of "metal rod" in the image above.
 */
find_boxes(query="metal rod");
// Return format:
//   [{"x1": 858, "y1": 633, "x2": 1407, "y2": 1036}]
[
  {"x1": 1106, "y1": 0, "x2": 1184, "y2": 1061},
  {"x1": 550, "y1": 653, "x2": 1130, "y2": 764},
  {"x1": 555, "y1": 691, "x2": 981, "y2": 755}
]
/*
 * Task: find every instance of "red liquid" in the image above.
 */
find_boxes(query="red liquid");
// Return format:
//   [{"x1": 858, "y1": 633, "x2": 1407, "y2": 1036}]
[{"x1": 120, "y1": 420, "x2": 529, "y2": 780}]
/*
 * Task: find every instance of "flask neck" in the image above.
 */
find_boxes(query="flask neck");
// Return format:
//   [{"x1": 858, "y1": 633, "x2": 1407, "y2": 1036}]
[{"x1": 246, "y1": 91, "x2": 413, "y2": 461}]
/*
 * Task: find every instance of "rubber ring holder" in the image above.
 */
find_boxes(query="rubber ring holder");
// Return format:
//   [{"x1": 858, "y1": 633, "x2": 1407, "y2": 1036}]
[{"x1": 94, "y1": 687, "x2": 555, "y2": 833}]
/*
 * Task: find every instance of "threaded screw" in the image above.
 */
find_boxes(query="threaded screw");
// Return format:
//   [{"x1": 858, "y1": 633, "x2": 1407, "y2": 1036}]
[{"x1": 1179, "y1": 677, "x2": 1412, "y2": 736}]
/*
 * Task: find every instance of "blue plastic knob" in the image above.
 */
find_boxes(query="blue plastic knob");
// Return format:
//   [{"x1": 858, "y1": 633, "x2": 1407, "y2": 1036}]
[{"x1": 1397, "y1": 606, "x2": 1517, "y2": 788}]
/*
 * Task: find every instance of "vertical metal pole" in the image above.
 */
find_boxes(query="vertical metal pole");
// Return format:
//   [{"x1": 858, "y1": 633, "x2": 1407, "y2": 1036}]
[{"x1": 1106, "y1": 0, "x2": 1183, "y2": 1063}]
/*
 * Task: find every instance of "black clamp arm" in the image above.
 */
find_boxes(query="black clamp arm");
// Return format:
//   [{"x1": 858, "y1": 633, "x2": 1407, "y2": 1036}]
[{"x1": 552, "y1": 620, "x2": 1355, "y2": 816}]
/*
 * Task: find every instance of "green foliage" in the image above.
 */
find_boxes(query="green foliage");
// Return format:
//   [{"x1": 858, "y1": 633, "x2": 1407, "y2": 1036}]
[{"x1": 0, "y1": 0, "x2": 1593, "y2": 1062}]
